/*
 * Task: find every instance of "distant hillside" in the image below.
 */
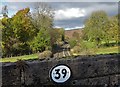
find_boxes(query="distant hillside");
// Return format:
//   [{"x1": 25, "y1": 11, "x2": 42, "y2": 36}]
[{"x1": 65, "y1": 28, "x2": 83, "y2": 39}]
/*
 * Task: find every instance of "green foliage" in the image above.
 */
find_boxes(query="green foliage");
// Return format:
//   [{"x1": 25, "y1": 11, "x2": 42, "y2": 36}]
[
  {"x1": 49, "y1": 29, "x2": 60, "y2": 47},
  {"x1": 80, "y1": 41, "x2": 96, "y2": 50},
  {"x1": 2, "y1": 3, "x2": 55, "y2": 58},
  {"x1": 54, "y1": 28, "x2": 65, "y2": 43},
  {"x1": 30, "y1": 28, "x2": 51, "y2": 52},
  {"x1": 11, "y1": 8, "x2": 36, "y2": 42},
  {"x1": 0, "y1": 53, "x2": 38, "y2": 62},
  {"x1": 83, "y1": 10, "x2": 118, "y2": 48},
  {"x1": 1, "y1": 46, "x2": 119, "y2": 62},
  {"x1": 2, "y1": 18, "x2": 14, "y2": 57},
  {"x1": 84, "y1": 11, "x2": 109, "y2": 43},
  {"x1": 108, "y1": 16, "x2": 118, "y2": 44},
  {"x1": 68, "y1": 39, "x2": 77, "y2": 48},
  {"x1": 59, "y1": 28, "x2": 65, "y2": 41},
  {"x1": 30, "y1": 3, "x2": 55, "y2": 52},
  {"x1": 2, "y1": 8, "x2": 35, "y2": 57}
]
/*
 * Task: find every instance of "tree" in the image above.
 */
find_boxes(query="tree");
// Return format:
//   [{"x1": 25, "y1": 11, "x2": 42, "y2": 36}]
[
  {"x1": 2, "y1": 5, "x2": 8, "y2": 17},
  {"x1": 11, "y1": 8, "x2": 36, "y2": 55},
  {"x1": 2, "y1": 17, "x2": 13, "y2": 57},
  {"x1": 30, "y1": 28, "x2": 51, "y2": 52},
  {"x1": 49, "y1": 29, "x2": 60, "y2": 47},
  {"x1": 12, "y1": 8, "x2": 36, "y2": 42},
  {"x1": 83, "y1": 11, "x2": 109, "y2": 47},
  {"x1": 2, "y1": 8, "x2": 36, "y2": 57},
  {"x1": 109, "y1": 16, "x2": 119, "y2": 44},
  {"x1": 54, "y1": 28, "x2": 65, "y2": 42},
  {"x1": 30, "y1": 2, "x2": 54, "y2": 52}
]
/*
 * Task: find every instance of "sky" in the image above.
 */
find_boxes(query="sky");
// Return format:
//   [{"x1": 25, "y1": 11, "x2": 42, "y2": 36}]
[{"x1": 0, "y1": 0, "x2": 119, "y2": 30}]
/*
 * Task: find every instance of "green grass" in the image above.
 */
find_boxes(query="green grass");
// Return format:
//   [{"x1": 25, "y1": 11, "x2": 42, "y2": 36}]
[
  {"x1": 0, "y1": 53, "x2": 38, "y2": 62},
  {"x1": 0, "y1": 46, "x2": 119, "y2": 63},
  {"x1": 96, "y1": 46, "x2": 119, "y2": 54},
  {"x1": 81, "y1": 40, "x2": 119, "y2": 55},
  {"x1": 72, "y1": 46, "x2": 119, "y2": 56}
]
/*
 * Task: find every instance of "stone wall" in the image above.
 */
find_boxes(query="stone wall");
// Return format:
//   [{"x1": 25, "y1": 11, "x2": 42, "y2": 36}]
[{"x1": 2, "y1": 54, "x2": 120, "y2": 86}]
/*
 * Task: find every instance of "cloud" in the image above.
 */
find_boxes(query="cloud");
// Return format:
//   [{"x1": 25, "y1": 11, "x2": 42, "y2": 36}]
[
  {"x1": 55, "y1": 2, "x2": 117, "y2": 30},
  {"x1": 54, "y1": 25, "x2": 85, "y2": 30},
  {"x1": 65, "y1": 25, "x2": 85, "y2": 30},
  {"x1": 54, "y1": 26, "x2": 62, "y2": 28},
  {"x1": 54, "y1": 8, "x2": 86, "y2": 20},
  {"x1": 1, "y1": 2, "x2": 118, "y2": 30},
  {"x1": 84, "y1": 3, "x2": 118, "y2": 16}
]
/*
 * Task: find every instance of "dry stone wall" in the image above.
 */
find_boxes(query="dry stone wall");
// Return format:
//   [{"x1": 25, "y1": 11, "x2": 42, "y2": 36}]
[{"x1": 2, "y1": 54, "x2": 120, "y2": 86}]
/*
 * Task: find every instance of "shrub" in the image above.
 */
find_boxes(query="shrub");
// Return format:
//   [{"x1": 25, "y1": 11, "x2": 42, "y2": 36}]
[
  {"x1": 38, "y1": 50, "x2": 52, "y2": 59},
  {"x1": 70, "y1": 46, "x2": 81, "y2": 55},
  {"x1": 68, "y1": 39, "x2": 77, "y2": 48},
  {"x1": 78, "y1": 41, "x2": 96, "y2": 55}
]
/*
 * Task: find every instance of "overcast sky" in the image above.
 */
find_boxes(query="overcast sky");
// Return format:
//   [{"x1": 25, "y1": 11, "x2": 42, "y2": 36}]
[{"x1": 1, "y1": 1, "x2": 119, "y2": 30}]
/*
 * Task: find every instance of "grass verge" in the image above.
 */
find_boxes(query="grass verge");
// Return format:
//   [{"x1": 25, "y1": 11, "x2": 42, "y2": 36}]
[
  {"x1": 1, "y1": 46, "x2": 119, "y2": 63},
  {"x1": 0, "y1": 53, "x2": 38, "y2": 62},
  {"x1": 96, "y1": 46, "x2": 119, "y2": 54}
]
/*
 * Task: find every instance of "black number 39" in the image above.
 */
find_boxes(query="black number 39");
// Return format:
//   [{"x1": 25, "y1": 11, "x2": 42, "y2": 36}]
[
  {"x1": 54, "y1": 68, "x2": 67, "y2": 79},
  {"x1": 50, "y1": 64, "x2": 71, "y2": 83}
]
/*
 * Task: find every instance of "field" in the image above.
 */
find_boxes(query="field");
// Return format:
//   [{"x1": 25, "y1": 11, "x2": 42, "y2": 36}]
[
  {"x1": 0, "y1": 46, "x2": 119, "y2": 63},
  {"x1": 96, "y1": 46, "x2": 119, "y2": 54},
  {"x1": 0, "y1": 53, "x2": 38, "y2": 62}
]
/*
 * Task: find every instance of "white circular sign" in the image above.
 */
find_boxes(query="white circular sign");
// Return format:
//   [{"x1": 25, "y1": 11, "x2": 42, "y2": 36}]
[{"x1": 50, "y1": 64, "x2": 71, "y2": 83}]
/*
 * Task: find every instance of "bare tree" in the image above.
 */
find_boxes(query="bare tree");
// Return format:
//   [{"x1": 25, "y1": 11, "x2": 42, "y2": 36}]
[
  {"x1": 2, "y1": 5, "x2": 8, "y2": 17},
  {"x1": 31, "y1": 2, "x2": 54, "y2": 31},
  {"x1": 30, "y1": 2, "x2": 55, "y2": 55}
]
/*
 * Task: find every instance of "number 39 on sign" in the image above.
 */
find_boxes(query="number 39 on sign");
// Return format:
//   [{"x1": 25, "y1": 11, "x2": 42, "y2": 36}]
[{"x1": 49, "y1": 64, "x2": 72, "y2": 84}]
